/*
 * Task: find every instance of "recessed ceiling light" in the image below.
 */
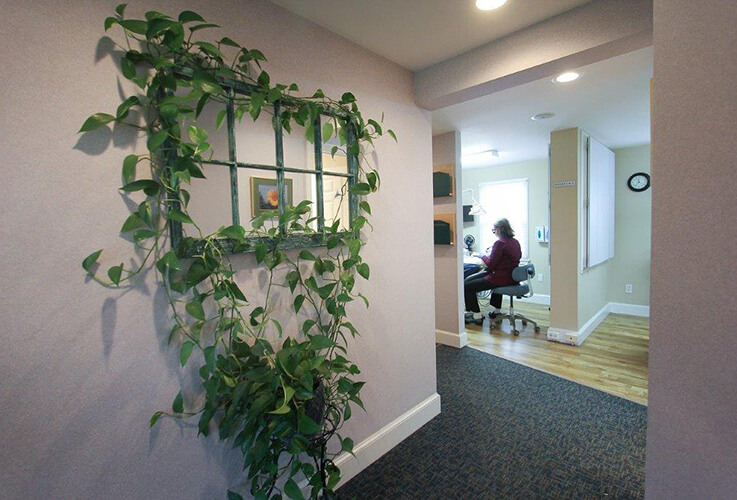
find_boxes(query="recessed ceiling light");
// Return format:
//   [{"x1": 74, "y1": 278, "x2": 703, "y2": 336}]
[
  {"x1": 531, "y1": 112, "x2": 556, "y2": 121},
  {"x1": 553, "y1": 72, "x2": 580, "y2": 83},
  {"x1": 476, "y1": 0, "x2": 508, "y2": 11}
]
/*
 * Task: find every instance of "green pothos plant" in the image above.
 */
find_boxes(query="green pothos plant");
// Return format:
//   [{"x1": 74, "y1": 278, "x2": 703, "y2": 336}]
[{"x1": 80, "y1": 5, "x2": 395, "y2": 499}]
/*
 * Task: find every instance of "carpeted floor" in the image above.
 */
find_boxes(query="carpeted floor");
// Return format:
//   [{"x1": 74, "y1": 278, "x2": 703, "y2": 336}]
[{"x1": 338, "y1": 345, "x2": 647, "y2": 499}]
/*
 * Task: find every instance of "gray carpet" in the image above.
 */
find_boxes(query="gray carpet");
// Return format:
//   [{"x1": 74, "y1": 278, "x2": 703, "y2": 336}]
[{"x1": 338, "y1": 345, "x2": 646, "y2": 499}]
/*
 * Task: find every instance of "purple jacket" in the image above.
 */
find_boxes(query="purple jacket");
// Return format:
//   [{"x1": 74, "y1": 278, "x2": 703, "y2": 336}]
[{"x1": 481, "y1": 237, "x2": 522, "y2": 286}]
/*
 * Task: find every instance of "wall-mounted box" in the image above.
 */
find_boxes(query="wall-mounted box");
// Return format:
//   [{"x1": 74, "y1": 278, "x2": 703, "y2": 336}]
[
  {"x1": 433, "y1": 164, "x2": 455, "y2": 197},
  {"x1": 433, "y1": 213, "x2": 456, "y2": 245},
  {"x1": 462, "y1": 205, "x2": 474, "y2": 222}
]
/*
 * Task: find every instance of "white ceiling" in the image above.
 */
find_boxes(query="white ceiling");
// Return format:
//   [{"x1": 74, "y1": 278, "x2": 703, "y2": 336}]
[
  {"x1": 269, "y1": 0, "x2": 592, "y2": 70},
  {"x1": 432, "y1": 46, "x2": 653, "y2": 168}
]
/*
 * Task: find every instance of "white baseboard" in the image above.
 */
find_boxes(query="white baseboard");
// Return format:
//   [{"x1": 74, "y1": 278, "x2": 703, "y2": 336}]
[
  {"x1": 576, "y1": 304, "x2": 610, "y2": 344},
  {"x1": 436, "y1": 328, "x2": 467, "y2": 348},
  {"x1": 299, "y1": 393, "x2": 441, "y2": 493},
  {"x1": 608, "y1": 302, "x2": 650, "y2": 317},
  {"x1": 547, "y1": 301, "x2": 649, "y2": 345},
  {"x1": 517, "y1": 293, "x2": 550, "y2": 306}
]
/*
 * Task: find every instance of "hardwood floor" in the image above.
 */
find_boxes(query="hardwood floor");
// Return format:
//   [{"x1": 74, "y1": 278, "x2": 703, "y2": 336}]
[{"x1": 465, "y1": 301, "x2": 649, "y2": 405}]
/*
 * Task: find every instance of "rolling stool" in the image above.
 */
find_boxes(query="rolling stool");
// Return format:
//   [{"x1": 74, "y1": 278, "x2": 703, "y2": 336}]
[{"x1": 490, "y1": 264, "x2": 541, "y2": 336}]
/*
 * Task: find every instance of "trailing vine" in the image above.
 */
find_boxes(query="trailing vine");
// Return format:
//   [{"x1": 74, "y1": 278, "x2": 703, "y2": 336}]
[{"x1": 80, "y1": 5, "x2": 395, "y2": 499}]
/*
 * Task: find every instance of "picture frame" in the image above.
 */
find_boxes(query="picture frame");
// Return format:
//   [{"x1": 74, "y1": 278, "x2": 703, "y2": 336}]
[{"x1": 250, "y1": 176, "x2": 293, "y2": 217}]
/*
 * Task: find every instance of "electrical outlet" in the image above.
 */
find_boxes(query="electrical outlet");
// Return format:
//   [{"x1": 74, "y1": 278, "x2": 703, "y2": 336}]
[
  {"x1": 625, "y1": 283, "x2": 633, "y2": 294},
  {"x1": 538, "y1": 273, "x2": 544, "y2": 282}
]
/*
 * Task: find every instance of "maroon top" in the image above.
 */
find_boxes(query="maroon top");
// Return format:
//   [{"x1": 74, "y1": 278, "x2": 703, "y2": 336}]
[{"x1": 481, "y1": 237, "x2": 522, "y2": 286}]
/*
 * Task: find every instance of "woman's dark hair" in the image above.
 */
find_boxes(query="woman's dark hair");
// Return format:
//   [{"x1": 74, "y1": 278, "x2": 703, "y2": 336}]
[{"x1": 494, "y1": 218, "x2": 515, "y2": 238}]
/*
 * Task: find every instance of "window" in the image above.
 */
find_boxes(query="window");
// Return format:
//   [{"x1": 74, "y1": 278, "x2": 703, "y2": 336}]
[
  {"x1": 478, "y1": 179, "x2": 529, "y2": 260},
  {"x1": 171, "y1": 68, "x2": 360, "y2": 254}
]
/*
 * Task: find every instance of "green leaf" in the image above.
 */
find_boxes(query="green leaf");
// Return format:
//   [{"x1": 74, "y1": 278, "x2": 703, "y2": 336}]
[
  {"x1": 108, "y1": 264, "x2": 123, "y2": 285},
  {"x1": 310, "y1": 335, "x2": 336, "y2": 350},
  {"x1": 188, "y1": 125, "x2": 209, "y2": 144},
  {"x1": 219, "y1": 36, "x2": 240, "y2": 48},
  {"x1": 149, "y1": 411, "x2": 163, "y2": 427},
  {"x1": 226, "y1": 491, "x2": 244, "y2": 500},
  {"x1": 179, "y1": 10, "x2": 205, "y2": 23},
  {"x1": 147, "y1": 129, "x2": 169, "y2": 152},
  {"x1": 359, "y1": 200, "x2": 372, "y2": 215},
  {"x1": 122, "y1": 154, "x2": 138, "y2": 183},
  {"x1": 257, "y1": 70, "x2": 270, "y2": 88},
  {"x1": 299, "y1": 250, "x2": 316, "y2": 261},
  {"x1": 322, "y1": 121, "x2": 334, "y2": 141},
  {"x1": 341, "y1": 437, "x2": 354, "y2": 455},
  {"x1": 133, "y1": 229, "x2": 157, "y2": 241},
  {"x1": 298, "y1": 414, "x2": 322, "y2": 435},
  {"x1": 120, "y1": 213, "x2": 145, "y2": 233},
  {"x1": 121, "y1": 56, "x2": 136, "y2": 80},
  {"x1": 82, "y1": 249, "x2": 103, "y2": 272},
  {"x1": 189, "y1": 23, "x2": 220, "y2": 32},
  {"x1": 156, "y1": 250, "x2": 181, "y2": 273},
  {"x1": 115, "y1": 3, "x2": 127, "y2": 17},
  {"x1": 116, "y1": 95, "x2": 139, "y2": 119},
  {"x1": 366, "y1": 171, "x2": 378, "y2": 191},
  {"x1": 120, "y1": 179, "x2": 159, "y2": 196},
  {"x1": 186, "y1": 300, "x2": 205, "y2": 321},
  {"x1": 216, "y1": 108, "x2": 228, "y2": 130},
  {"x1": 172, "y1": 391, "x2": 183, "y2": 413},
  {"x1": 118, "y1": 19, "x2": 148, "y2": 35},
  {"x1": 357, "y1": 263, "x2": 370, "y2": 280},
  {"x1": 166, "y1": 209, "x2": 193, "y2": 224},
  {"x1": 341, "y1": 92, "x2": 356, "y2": 104},
  {"x1": 293, "y1": 294, "x2": 305, "y2": 313},
  {"x1": 302, "y1": 319, "x2": 316, "y2": 334},
  {"x1": 104, "y1": 17, "x2": 118, "y2": 31},
  {"x1": 219, "y1": 225, "x2": 245, "y2": 240},
  {"x1": 180, "y1": 341, "x2": 195, "y2": 366},
  {"x1": 79, "y1": 113, "x2": 115, "y2": 132},
  {"x1": 284, "y1": 478, "x2": 305, "y2": 500},
  {"x1": 387, "y1": 129, "x2": 398, "y2": 142},
  {"x1": 350, "y1": 183, "x2": 371, "y2": 196},
  {"x1": 204, "y1": 345, "x2": 216, "y2": 373},
  {"x1": 254, "y1": 242, "x2": 268, "y2": 263}
]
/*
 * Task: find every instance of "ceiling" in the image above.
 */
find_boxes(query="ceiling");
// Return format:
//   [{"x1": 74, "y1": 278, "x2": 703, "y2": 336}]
[
  {"x1": 432, "y1": 46, "x2": 653, "y2": 168},
  {"x1": 269, "y1": 0, "x2": 593, "y2": 70}
]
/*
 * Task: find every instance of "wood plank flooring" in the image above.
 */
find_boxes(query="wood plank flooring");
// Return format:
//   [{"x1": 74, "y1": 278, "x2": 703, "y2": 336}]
[{"x1": 465, "y1": 301, "x2": 649, "y2": 405}]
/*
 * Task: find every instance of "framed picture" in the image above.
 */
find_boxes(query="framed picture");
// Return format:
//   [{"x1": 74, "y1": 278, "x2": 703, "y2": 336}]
[{"x1": 250, "y1": 176, "x2": 293, "y2": 216}]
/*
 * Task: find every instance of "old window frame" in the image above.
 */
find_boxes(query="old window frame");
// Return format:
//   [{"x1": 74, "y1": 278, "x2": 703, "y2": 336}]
[{"x1": 169, "y1": 67, "x2": 360, "y2": 255}]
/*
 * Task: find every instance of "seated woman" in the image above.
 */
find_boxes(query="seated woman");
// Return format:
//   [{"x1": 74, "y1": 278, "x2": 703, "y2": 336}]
[{"x1": 464, "y1": 218, "x2": 522, "y2": 324}]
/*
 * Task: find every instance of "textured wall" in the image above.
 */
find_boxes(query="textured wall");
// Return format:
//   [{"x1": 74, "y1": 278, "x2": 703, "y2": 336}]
[
  {"x1": 646, "y1": 1, "x2": 737, "y2": 497},
  {"x1": 415, "y1": 0, "x2": 653, "y2": 110},
  {"x1": 0, "y1": 1, "x2": 436, "y2": 498},
  {"x1": 432, "y1": 132, "x2": 463, "y2": 335},
  {"x1": 462, "y1": 159, "x2": 551, "y2": 296},
  {"x1": 608, "y1": 145, "x2": 651, "y2": 306}
]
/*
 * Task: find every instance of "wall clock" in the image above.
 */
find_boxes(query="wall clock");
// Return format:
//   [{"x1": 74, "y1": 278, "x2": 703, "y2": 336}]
[{"x1": 627, "y1": 172, "x2": 650, "y2": 192}]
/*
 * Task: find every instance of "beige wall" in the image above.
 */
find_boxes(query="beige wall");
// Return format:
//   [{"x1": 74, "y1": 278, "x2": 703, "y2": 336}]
[
  {"x1": 549, "y1": 128, "x2": 580, "y2": 331},
  {"x1": 433, "y1": 132, "x2": 464, "y2": 335},
  {"x1": 462, "y1": 159, "x2": 551, "y2": 296},
  {"x1": 0, "y1": 1, "x2": 436, "y2": 498},
  {"x1": 609, "y1": 145, "x2": 651, "y2": 306},
  {"x1": 647, "y1": 1, "x2": 737, "y2": 497}
]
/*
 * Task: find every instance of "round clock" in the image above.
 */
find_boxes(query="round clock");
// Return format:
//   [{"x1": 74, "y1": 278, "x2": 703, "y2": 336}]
[{"x1": 627, "y1": 172, "x2": 650, "y2": 192}]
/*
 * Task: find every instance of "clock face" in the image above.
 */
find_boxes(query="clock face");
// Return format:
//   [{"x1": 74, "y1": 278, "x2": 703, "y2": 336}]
[{"x1": 627, "y1": 172, "x2": 650, "y2": 192}]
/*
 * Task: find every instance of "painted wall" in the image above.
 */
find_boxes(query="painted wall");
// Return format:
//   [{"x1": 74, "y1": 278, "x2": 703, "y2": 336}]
[
  {"x1": 0, "y1": 1, "x2": 436, "y2": 498},
  {"x1": 609, "y1": 145, "x2": 651, "y2": 306},
  {"x1": 462, "y1": 159, "x2": 551, "y2": 296},
  {"x1": 646, "y1": 1, "x2": 737, "y2": 497},
  {"x1": 433, "y1": 132, "x2": 464, "y2": 337},
  {"x1": 549, "y1": 128, "x2": 580, "y2": 331}
]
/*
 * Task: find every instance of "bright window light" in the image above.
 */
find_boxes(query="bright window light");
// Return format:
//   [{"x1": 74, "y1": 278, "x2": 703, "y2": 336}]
[
  {"x1": 554, "y1": 71, "x2": 580, "y2": 83},
  {"x1": 478, "y1": 179, "x2": 529, "y2": 259},
  {"x1": 476, "y1": 0, "x2": 508, "y2": 11}
]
